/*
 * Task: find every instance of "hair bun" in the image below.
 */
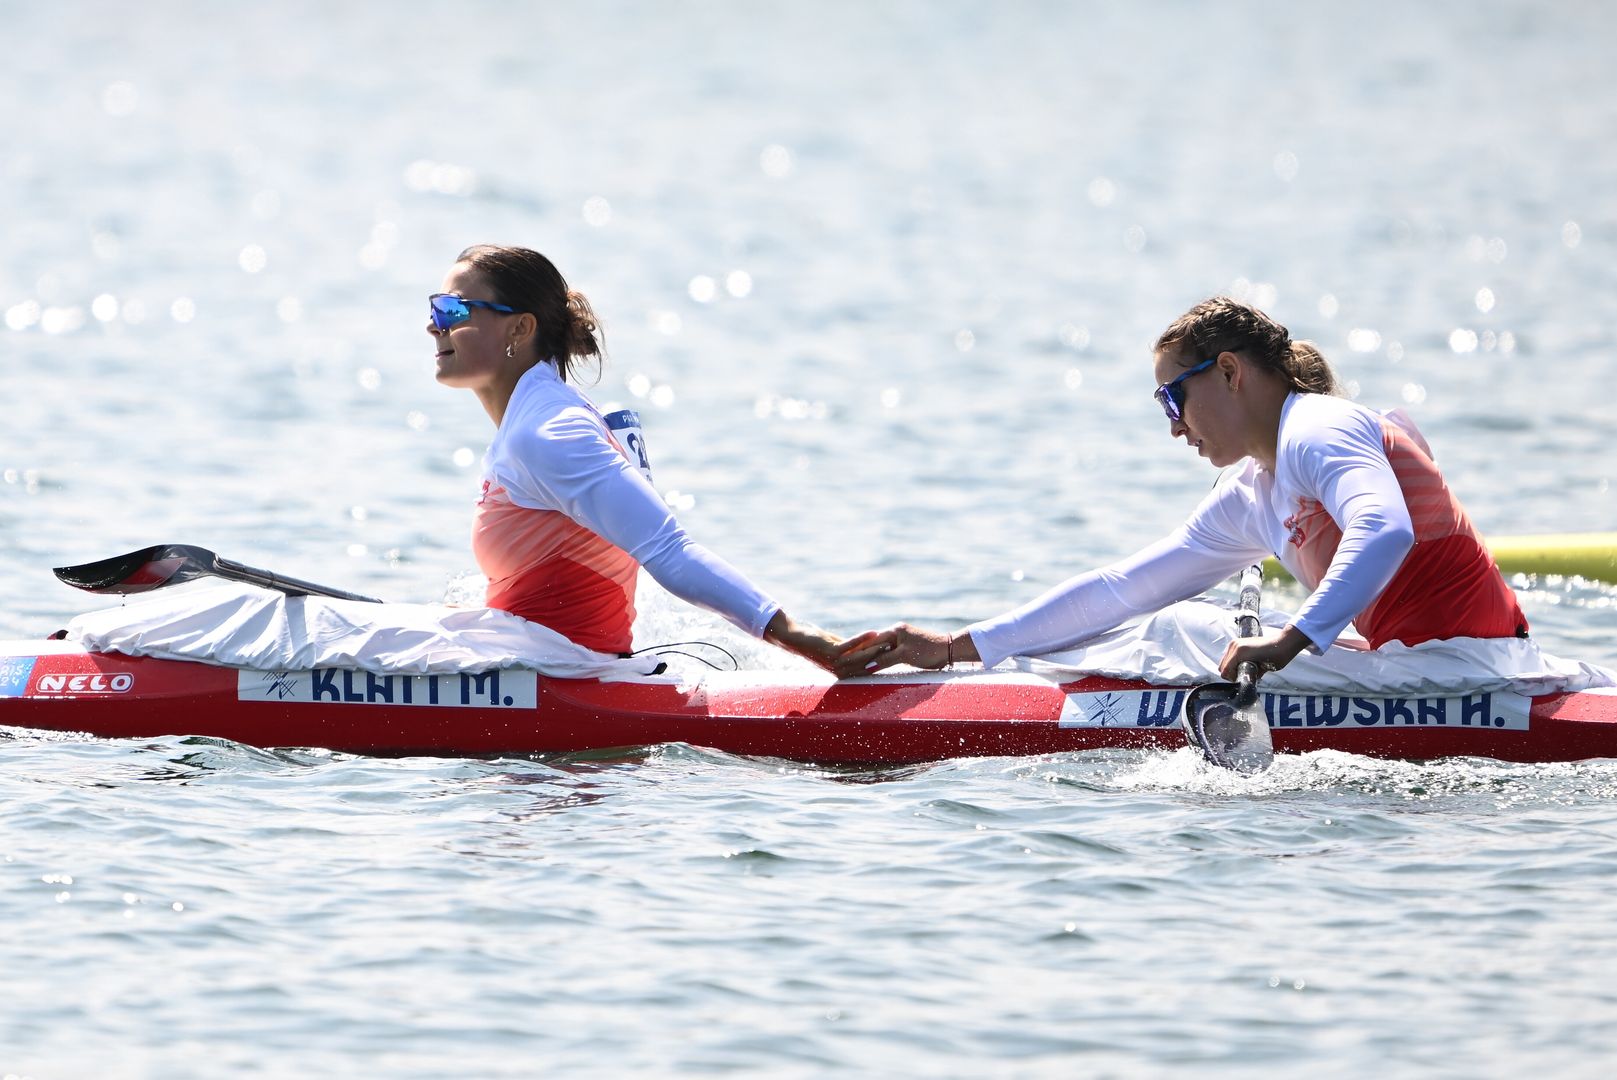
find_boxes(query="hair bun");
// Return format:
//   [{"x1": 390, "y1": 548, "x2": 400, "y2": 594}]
[{"x1": 565, "y1": 290, "x2": 602, "y2": 359}]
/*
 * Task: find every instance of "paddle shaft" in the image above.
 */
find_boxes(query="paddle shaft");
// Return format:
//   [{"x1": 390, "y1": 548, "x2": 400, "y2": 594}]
[
  {"x1": 207, "y1": 553, "x2": 382, "y2": 603},
  {"x1": 1233, "y1": 564, "x2": 1263, "y2": 707},
  {"x1": 1180, "y1": 563, "x2": 1275, "y2": 773}
]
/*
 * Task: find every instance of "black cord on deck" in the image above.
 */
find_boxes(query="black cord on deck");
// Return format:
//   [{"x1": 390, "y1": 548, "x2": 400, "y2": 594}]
[{"x1": 628, "y1": 640, "x2": 741, "y2": 671}]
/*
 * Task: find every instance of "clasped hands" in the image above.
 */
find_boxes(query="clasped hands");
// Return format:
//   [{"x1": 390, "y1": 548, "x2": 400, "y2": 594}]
[{"x1": 766, "y1": 612, "x2": 974, "y2": 679}]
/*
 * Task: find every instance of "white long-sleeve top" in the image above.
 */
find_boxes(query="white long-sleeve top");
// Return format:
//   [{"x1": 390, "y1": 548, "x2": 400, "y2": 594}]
[
  {"x1": 474, "y1": 362, "x2": 779, "y2": 653},
  {"x1": 967, "y1": 393, "x2": 1425, "y2": 669}
]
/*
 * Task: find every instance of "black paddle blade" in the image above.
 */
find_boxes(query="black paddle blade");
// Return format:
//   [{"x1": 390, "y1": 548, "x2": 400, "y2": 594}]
[
  {"x1": 53, "y1": 544, "x2": 219, "y2": 594},
  {"x1": 54, "y1": 544, "x2": 382, "y2": 603},
  {"x1": 1182, "y1": 682, "x2": 1274, "y2": 775}
]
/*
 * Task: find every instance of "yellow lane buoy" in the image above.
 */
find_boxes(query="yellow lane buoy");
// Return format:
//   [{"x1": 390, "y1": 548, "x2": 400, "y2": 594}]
[{"x1": 1262, "y1": 532, "x2": 1617, "y2": 585}]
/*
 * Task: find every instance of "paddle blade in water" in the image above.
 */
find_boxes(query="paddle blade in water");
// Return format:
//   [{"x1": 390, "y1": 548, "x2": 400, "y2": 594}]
[{"x1": 1182, "y1": 683, "x2": 1274, "y2": 774}]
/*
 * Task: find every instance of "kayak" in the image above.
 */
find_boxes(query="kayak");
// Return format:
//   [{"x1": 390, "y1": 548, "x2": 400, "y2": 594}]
[{"x1": 4, "y1": 639, "x2": 1617, "y2": 764}]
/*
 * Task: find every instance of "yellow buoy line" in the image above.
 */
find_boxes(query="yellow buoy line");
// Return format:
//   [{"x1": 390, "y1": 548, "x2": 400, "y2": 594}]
[{"x1": 1262, "y1": 532, "x2": 1617, "y2": 586}]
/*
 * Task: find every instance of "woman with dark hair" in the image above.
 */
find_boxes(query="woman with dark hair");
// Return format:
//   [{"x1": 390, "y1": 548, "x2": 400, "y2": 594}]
[
  {"x1": 839, "y1": 296, "x2": 1527, "y2": 678},
  {"x1": 430, "y1": 244, "x2": 842, "y2": 667}
]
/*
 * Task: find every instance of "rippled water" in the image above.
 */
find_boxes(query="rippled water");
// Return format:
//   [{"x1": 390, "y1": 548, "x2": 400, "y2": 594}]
[{"x1": 4, "y1": 1, "x2": 1617, "y2": 1075}]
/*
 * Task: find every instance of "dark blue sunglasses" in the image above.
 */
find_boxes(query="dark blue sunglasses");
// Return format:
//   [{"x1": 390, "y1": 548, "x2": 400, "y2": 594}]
[
  {"x1": 429, "y1": 292, "x2": 516, "y2": 331},
  {"x1": 1153, "y1": 357, "x2": 1217, "y2": 423}
]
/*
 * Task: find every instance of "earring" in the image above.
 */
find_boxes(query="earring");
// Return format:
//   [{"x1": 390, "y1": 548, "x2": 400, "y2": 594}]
[{"x1": 506, "y1": 344, "x2": 515, "y2": 359}]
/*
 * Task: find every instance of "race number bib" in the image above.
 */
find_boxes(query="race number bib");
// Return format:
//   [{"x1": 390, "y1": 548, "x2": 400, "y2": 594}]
[{"x1": 604, "y1": 409, "x2": 654, "y2": 483}]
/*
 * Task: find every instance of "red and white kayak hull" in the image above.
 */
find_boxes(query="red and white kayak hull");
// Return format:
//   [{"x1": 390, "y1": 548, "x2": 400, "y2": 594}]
[{"x1": 3, "y1": 642, "x2": 1615, "y2": 764}]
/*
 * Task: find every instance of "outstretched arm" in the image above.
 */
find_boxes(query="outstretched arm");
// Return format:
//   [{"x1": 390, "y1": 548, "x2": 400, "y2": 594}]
[{"x1": 834, "y1": 475, "x2": 1270, "y2": 678}]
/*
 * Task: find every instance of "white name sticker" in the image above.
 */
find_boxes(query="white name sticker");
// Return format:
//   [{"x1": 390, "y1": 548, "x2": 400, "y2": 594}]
[
  {"x1": 237, "y1": 669, "x2": 538, "y2": 709},
  {"x1": 1059, "y1": 688, "x2": 1531, "y2": 731}
]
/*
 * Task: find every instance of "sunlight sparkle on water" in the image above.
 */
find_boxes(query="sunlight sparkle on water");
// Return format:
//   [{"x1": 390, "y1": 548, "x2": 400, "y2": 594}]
[
  {"x1": 1347, "y1": 328, "x2": 1381, "y2": 353},
  {"x1": 170, "y1": 298, "x2": 196, "y2": 323},
  {"x1": 1087, "y1": 177, "x2": 1117, "y2": 207},
  {"x1": 1475, "y1": 287, "x2": 1495, "y2": 313},
  {"x1": 1449, "y1": 328, "x2": 1479, "y2": 353},
  {"x1": 404, "y1": 159, "x2": 476, "y2": 196},
  {"x1": 1058, "y1": 323, "x2": 1090, "y2": 350},
  {"x1": 1563, "y1": 221, "x2": 1582, "y2": 248},
  {"x1": 91, "y1": 294, "x2": 118, "y2": 322},
  {"x1": 5, "y1": 301, "x2": 40, "y2": 331},
  {"x1": 582, "y1": 197, "x2": 612, "y2": 226},
  {"x1": 1466, "y1": 235, "x2": 1508, "y2": 263},
  {"x1": 688, "y1": 276, "x2": 717, "y2": 303},
  {"x1": 41, "y1": 307, "x2": 85, "y2": 335},
  {"x1": 760, "y1": 144, "x2": 793, "y2": 178},
  {"x1": 755, "y1": 394, "x2": 827, "y2": 421},
  {"x1": 1318, "y1": 294, "x2": 1339, "y2": 318},
  {"x1": 2, "y1": 470, "x2": 42, "y2": 494},
  {"x1": 725, "y1": 271, "x2": 753, "y2": 298},
  {"x1": 1230, "y1": 279, "x2": 1277, "y2": 308},
  {"x1": 239, "y1": 245, "x2": 267, "y2": 274},
  {"x1": 1273, "y1": 150, "x2": 1299, "y2": 182}
]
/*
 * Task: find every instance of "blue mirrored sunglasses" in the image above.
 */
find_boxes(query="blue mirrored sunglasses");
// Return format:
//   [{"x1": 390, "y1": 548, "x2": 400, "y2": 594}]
[
  {"x1": 1152, "y1": 357, "x2": 1218, "y2": 423},
  {"x1": 429, "y1": 292, "x2": 516, "y2": 331}
]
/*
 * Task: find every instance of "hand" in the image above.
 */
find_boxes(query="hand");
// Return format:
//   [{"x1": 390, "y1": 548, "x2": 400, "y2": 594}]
[
  {"x1": 832, "y1": 624, "x2": 974, "y2": 678},
  {"x1": 762, "y1": 611, "x2": 844, "y2": 673},
  {"x1": 1218, "y1": 625, "x2": 1311, "y2": 680}
]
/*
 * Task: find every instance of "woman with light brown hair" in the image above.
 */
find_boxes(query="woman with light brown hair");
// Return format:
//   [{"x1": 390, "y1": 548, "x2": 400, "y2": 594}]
[
  {"x1": 840, "y1": 296, "x2": 1527, "y2": 678},
  {"x1": 429, "y1": 243, "x2": 842, "y2": 668}
]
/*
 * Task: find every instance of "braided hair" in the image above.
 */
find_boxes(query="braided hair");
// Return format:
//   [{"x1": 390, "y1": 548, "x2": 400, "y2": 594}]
[{"x1": 1155, "y1": 297, "x2": 1340, "y2": 395}]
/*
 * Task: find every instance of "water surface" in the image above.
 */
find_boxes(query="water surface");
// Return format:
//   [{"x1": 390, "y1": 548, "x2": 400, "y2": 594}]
[{"x1": 3, "y1": 1, "x2": 1616, "y2": 1075}]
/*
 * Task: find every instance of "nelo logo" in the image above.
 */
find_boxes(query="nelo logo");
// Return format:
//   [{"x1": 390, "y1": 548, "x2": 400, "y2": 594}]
[{"x1": 36, "y1": 673, "x2": 135, "y2": 695}]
